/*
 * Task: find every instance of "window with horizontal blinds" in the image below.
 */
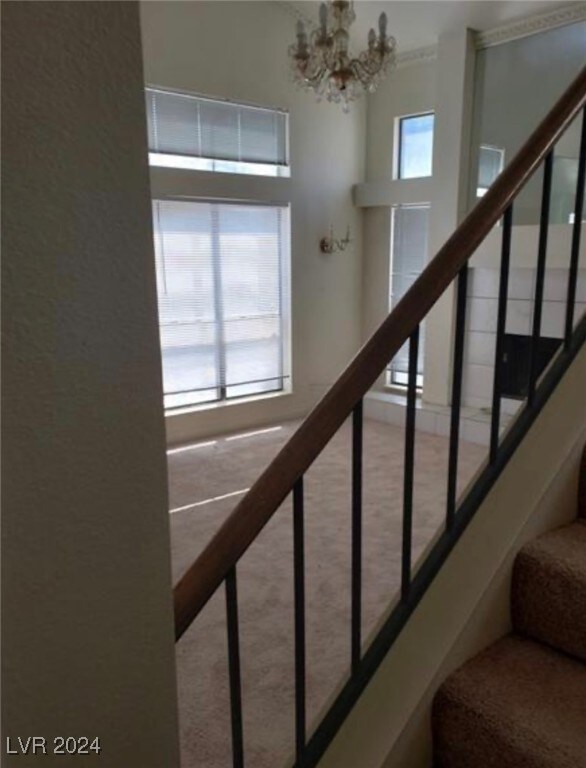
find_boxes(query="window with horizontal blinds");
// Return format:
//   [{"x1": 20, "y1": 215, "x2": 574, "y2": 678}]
[
  {"x1": 153, "y1": 199, "x2": 290, "y2": 410},
  {"x1": 388, "y1": 205, "x2": 429, "y2": 388},
  {"x1": 146, "y1": 88, "x2": 289, "y2": 176}
]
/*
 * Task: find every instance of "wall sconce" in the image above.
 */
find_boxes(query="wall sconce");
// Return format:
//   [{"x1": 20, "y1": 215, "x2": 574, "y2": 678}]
[{"x1": 319, "y1": 225, "x2": 352, "y2": 254}]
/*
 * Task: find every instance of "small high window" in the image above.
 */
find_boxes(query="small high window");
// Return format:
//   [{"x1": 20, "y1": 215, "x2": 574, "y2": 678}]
[{"x1": 397, "y1": 113, "x2": 435, "y2": 179}]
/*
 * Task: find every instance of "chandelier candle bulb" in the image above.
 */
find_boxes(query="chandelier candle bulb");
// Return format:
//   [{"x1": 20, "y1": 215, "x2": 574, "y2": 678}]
[
  {"x1": 288, "y1": 0, "x2": 396, "y2": 110},
  {"x1": 379, "y1": 12, "x2": 388, "y2": 37}
]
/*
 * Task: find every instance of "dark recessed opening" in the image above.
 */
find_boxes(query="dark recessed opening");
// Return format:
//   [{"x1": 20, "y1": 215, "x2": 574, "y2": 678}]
[{"x1": 501, "y1": 333, "x2": 562, "y2": 399}]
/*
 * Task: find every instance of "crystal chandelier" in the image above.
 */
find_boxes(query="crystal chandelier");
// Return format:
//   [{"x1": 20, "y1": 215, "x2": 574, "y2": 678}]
[{"x1": 288, "y1": 1, "x2": 396, "y2": 110}]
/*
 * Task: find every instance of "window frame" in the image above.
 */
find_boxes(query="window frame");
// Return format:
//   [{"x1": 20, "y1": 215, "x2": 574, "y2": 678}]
[
  {"x1": 394, "y1": 111, "x2": 435, "y2": 181},
  {"x1": 154, "y1": 196, "x2": 292, "y2": 413},
  {"x1": 386, "y1": 203, "x2": 430, "y2": 392},
  {"x1": 147, "y1": 85, "x2": 293, "y2": 413},
  {"x1": 476, "y1": 143, "x2": 505, "y2": 198},
  {"x1": 146, "y1": 84, "x2": 291, "y2": 178}
]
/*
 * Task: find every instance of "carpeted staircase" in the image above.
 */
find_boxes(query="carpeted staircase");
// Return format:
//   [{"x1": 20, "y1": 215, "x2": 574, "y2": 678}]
[{"x1": 432, "y1": 447, "x2": 586, "y2": 768}]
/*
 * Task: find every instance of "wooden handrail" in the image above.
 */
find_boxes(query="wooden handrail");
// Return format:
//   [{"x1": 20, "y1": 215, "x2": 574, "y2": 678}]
[{"x1": 174, "y1": 65, "x2": 586, "y2": 640}]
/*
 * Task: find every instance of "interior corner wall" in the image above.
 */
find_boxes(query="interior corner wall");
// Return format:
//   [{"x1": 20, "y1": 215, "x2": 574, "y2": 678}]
[
  {"x1": 1, "y1": 3, "x2": 180, "y2": 765},
  {"x1": 139, "y1": 0, "x2": 366, "y2": 445}
]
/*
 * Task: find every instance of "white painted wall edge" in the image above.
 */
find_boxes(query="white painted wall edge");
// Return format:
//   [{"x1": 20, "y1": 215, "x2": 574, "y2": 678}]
[
  {"x1": 353, "y1": 178, "x2": 432, "y2": 208},
  {"x1": 149, "y1": 166, "x2": 291, "y2": 205},
  {"x1": 316, "y1": 345, "x2": 586, "y2": 768},
  {"x1": 3, "y1": 3, "x2": 180, "y2": 764}
]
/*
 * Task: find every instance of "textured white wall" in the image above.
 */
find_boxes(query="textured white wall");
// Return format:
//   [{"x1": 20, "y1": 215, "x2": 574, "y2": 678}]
[
  {"x1": 2, "y1": 3, "x2": 180, "y2": 765},
  {"x1": 140, "y1": 0, "x2": 366, "y2": 444}
]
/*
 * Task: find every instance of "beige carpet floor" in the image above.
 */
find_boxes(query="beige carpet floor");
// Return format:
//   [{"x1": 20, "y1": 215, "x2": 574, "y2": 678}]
[{"x1": 169, "y1": 418, "x2": 487, "y2": 768}]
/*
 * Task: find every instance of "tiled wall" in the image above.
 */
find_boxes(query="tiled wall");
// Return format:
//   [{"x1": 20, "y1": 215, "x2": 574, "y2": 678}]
[
  {"x1": 364, "y1": 389, "x2": 517, "y2": 446},
  {"x1": 462, "y1": 267, "x2": 586, "y2": 409}
]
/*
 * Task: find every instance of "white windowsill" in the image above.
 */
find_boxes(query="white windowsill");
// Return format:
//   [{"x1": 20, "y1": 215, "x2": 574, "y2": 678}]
[
  {"x1": 380, "y1": 386, "x2": 427, "y2": 405},
  {"x1": 373, "y1": 388, "x2": 509, "y2": 422},
  {"x1": 383, "y1": 383, "x2": 423, "y2": 401},
  {"x1": 164, "y1": 386, "x2": 293, "y2": 419}
]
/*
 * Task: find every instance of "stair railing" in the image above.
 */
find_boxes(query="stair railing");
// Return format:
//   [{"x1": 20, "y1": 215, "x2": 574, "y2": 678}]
[{"x1": 174, "y1": 65, "x2": 586, "y2": 768}]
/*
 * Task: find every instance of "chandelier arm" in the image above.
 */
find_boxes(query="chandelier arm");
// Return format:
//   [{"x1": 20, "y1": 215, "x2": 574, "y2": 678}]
[
  {"x1": 288, "y1": 3, "x2": 396, "y2": 106},
  {"x1": 308, "y1": 59, "x2": 330, "y2": 86},
  {"x1": 350, "y1": 56, "x2": 384, "y2": 86},
  {"x1": 292, "y1": 45, "x2": 328, "y2": 88}
]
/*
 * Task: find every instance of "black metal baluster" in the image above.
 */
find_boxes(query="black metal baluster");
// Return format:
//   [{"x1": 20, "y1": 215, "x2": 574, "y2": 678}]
[
  {"x1": 490, "y1": 204, "x2": 513, "y2": 463},
  {"x1": 446, "y1": 266, "x2": 468, "y2": 529},
  {"x1": 565, "y1": 107, "x2": 586, "y2": 349},
  {"x1": 351, "y1": 400, "x2": 363, "y2": 674},
  {"x1": 225, "y1": 567, "x2": 244, "y2": 768},
  {"x1": 293, "y1": 478, "x2": 306, "y2": 761},
  {"x1": 401, "y1": 328, "x2": 419, "y2": 603},
  {"x1": 527, "y1": 151, "x2": 553, "y2": 405}
]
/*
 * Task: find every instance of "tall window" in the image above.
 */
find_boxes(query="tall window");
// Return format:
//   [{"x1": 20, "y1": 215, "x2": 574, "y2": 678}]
[
  {"x1": 397, "y1": 113, "x2": 435, "y2": 179},
  {"x1": 388, "y1": 205, "x2": 429, "y2": 388},
  {"x1": 146, "y1": 88, "x2": 292, "y2": 410},
  {"x1": 153, "y1": 200, "x2": 290, "y2": 409}
]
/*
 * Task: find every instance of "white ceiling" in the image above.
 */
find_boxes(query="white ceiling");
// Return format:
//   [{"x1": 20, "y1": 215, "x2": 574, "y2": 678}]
[{"x1": 291, "y1": 1, "x2": 583, "y2": 52}]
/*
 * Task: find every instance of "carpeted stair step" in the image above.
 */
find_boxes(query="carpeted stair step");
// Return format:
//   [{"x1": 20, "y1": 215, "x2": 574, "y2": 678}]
[
  {"x1": 512, "y1": 520, "x2": 586, "y2": 662},
  {"x1": 433, "y1": 634, "x2": 586, "y2": 768}
]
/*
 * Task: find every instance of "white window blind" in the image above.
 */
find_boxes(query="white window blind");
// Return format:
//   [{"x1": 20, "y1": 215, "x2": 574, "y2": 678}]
[
  {"x1": 153, "y1": 199, "x2": 290, "y2": 409},
  {"x1": 388, "y1": 205, "x2": 429, "y2": 387},
  {"x1": 146, "y1": 88, "x2": 289, "y2": 175}
]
